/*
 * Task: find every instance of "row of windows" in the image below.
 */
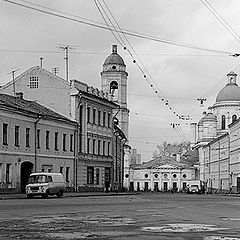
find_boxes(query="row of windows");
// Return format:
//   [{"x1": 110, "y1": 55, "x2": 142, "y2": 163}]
[
  {"x1": 2, "y1": 123, "x2": 74, "y2": 152},
  {"x1": 221, "y1": 115, "x2": 237, "y2": 130},
  {"x1": 87, "y1": 167, "x2": 110, "y2": 185},
  {"x1": 87, "y1": 138, "x2": 111, "y2": 156},
  {"x1": 87, "y1": 107, "x2": 111, "y2": 128}
]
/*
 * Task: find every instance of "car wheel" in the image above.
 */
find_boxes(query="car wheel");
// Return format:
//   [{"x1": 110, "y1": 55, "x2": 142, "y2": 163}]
[
  {"x1": 56, "y1": 191, "x2": 63, "y2": 198},
  {"x1": 26, "y1": 195, "x2": 33, "y2": 199}
]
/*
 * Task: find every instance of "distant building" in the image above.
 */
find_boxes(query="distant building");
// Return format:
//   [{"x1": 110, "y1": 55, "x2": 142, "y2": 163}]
[
  {"x1": 129, "y1": 156, "x2": 195, "y2": 191},
  {"x1": 130, "y1": 149, "x2": 142, "y2": 165},
  {"x1": 0, "y1": 93, "x2": 77, "y2": 193}
]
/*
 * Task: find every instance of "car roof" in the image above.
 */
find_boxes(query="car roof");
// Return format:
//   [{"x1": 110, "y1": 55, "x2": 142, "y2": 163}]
[{"x1": 30, "y1": 173, "x2": 63, "y2": 176}]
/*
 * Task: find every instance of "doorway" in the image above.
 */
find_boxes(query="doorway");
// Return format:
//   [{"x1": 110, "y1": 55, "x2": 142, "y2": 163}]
[
  {"x1": 21, "y1": 161, "x2": 33, "y2": 193},
  {"x1": 163, "y1": 182, "x2": 168, "y2": 191},
  {"x1": 237, "y1": 177, "x2": 240, "y2": 192}
]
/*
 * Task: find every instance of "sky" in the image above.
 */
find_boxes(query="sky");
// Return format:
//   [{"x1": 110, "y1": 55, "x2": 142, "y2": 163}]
[{"x1": 1, "y1": 0, "x2": 240, "y2": 161}]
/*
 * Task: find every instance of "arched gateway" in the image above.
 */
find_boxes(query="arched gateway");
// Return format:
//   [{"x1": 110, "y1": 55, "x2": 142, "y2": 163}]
[{"x1": 20, "y1": 162, "x2": 34, "y2": 193}]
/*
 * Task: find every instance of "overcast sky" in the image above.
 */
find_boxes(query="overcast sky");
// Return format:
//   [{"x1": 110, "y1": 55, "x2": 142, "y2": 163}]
[{"x1": 1, "y1": 0, "x2": 240, "y2": 161}]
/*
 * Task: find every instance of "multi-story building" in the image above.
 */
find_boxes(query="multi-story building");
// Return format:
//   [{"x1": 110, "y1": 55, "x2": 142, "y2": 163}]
[{"x1": 0, "y1": 93, "x2": 77, "y2": 193}]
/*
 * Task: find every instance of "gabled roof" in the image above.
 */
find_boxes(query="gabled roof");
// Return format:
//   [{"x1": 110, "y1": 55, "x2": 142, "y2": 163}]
[
  {"x1": 132, "y1": 155, "x2": 193, "y2": 170},
  {"x1": 0, "y1": 93, "x2": 76, "y2": 124}
]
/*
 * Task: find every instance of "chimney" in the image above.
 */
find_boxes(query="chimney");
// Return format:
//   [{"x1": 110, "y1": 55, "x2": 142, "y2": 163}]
[
  {"x1": 112, "y1": 45, "x2": 117, "y2": 54},
  {"x1": 16, "y1": 92, "x2": 23, "y2": 99}
]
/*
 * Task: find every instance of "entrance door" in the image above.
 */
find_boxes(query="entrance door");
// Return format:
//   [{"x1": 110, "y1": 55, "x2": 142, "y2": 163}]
[
  {"x1": 144, "y1": 182, "x2": 149, "y2": 191},
  {"x1": 173, "y1": 182, "x2": 177, "y2": 191},
  {"x1": 163, "y1": 182, "x2": 168, "y2": 191},
  {"x1": 237, "y1": 177, "x2": 240, "y2": 192},
  {"x1": 105, "y1": 167, "x2": 111, "y2": 192},
  {"x1": 154, "y1": 182, "x2": 159, "y2": 191},
  {"x1": 21, "y1": 162, "x2": 33, "y2": 193}
]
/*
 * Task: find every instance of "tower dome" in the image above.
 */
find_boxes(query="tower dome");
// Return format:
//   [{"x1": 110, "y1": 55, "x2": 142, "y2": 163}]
[
  {"x1": 216, "y1": 71, "x2": 240, "y2": 102},
  {"x1": 103, "y1": 45, "x2": 125, "y2": 66}
]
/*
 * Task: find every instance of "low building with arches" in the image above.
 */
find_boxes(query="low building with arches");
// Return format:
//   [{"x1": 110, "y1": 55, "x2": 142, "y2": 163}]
[
  {"x1": 129, "y1": 156, "x2": 195, "y2": 192},
  {"x1": 0, "y1": 93, "x2": 77, "y2": 193}
]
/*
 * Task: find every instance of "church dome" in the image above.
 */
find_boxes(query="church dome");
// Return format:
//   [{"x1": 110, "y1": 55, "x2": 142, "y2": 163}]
[
  {"x1": 103, "y1": 45, "x2": 125, "y2": 66},
  {"x1": 216, "y1": 83, "x2": 240, "y2": 102},
  {"x1": 216, "y1": 71, "x2": 240, "y2": 103}
]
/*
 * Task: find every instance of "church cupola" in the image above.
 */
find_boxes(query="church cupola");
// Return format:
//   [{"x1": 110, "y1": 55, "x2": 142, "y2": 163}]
[{"x1": 227, "y1": 71, "x2": 237, "y2": 85}]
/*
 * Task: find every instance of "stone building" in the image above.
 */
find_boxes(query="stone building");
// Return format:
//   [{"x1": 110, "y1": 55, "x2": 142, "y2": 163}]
[
  {"x1": 0, "y1": 93, "x2": 77, "y2": 193},
  {"x1": 192, "y1": 71, "x2": 240, "y2": 193}
]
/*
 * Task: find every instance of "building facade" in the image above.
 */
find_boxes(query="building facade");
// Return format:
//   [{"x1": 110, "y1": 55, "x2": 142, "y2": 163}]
[{"x1": 0, "y1": 93, "x2": 77, "y2": 193}]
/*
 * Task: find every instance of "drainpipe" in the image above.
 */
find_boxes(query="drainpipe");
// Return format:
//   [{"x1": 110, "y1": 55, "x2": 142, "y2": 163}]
[
  {"x1": 73, "y1": 123, "x2": 79, "y2": 192},
  {"x1": 218, "y1": 141, "x2": 221, "y2": 193},
  {"x1": 34, "y1": 115, "x2": 42, "y2": 172},
  {"x1": 208, "y1": 145, "x2": 211, "y2": 193},
  {"x1": 227, "y1": 134, "x2": 231, "y2": 191}
]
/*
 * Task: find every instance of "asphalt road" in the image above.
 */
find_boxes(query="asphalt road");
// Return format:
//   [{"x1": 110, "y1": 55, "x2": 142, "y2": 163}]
[{"x1": 0, "y1": 193, "x2": 240, "y2": 240}]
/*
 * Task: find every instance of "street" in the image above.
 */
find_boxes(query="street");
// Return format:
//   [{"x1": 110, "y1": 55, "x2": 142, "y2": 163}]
[{"x1": 0, "y1": 193, "x2": 240, "y2": 240}]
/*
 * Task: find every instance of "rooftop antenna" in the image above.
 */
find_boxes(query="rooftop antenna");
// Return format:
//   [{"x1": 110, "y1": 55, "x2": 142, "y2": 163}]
[
  {"x1": 52, "y1": 67, "x2": 59, "y2": 75},
  {"x1": 7, "y1": 68, "x2": 20, "y2": 96},
  {"x1": 197, "y1": 98, "x2": 207, "y2": 107},
  {"x1": 57, "y1": 44, "x2": 77, "y2": 82},
  {"x1": 40, "y1": 57, "x2": 44, "y2": 68}
]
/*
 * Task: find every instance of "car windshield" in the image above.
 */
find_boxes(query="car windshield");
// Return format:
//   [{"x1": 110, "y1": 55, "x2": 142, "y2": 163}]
[
  {"x1": 28, "y1": 175, "x2": 47, "y2": 184},
  {"x1": 190, "y1": 185, "x2": 199, "y2": 188}
]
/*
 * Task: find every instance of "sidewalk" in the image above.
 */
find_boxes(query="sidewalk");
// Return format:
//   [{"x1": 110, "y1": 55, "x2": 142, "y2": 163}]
[{"x1": 0, "y1": 191, "x2": 139, "y2": 200}]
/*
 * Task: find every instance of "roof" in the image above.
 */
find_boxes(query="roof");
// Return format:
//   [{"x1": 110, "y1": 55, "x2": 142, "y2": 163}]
[
  {"x1": 103, "y1": 45, "x2": 125, "y2": 66},
  {"x1": 216, "y1": 82, "x2": 240, "y2": 102},
  {"x1": 0, "y1": 93, "x2": 76, "y2": 124},
  {"x1": 132, "y1": 155, "x2": 193, "y2": 170},
  {"x1": 198, "y1": 112, "x2": 217, "y2": 124}
]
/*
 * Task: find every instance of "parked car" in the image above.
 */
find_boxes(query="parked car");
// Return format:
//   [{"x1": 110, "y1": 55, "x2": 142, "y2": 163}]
[
  {"x1": 25, "y1": 173, "x2": 65, "y2": 198},
  {"x1": 187, "y1": 180, "x2": 204, "y2": 194}
]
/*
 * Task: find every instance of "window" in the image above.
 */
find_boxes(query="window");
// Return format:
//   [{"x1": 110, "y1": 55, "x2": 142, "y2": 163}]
[
  {"x1": 0, "y1": 163, "x2": 3, "y2": 182},
  {"x1": 54, "y1": 132, "x2": 59, "y2": 150},
  {"x1": 87, "y1": 138, "x2": 90, "y2": 154},
  {"x1": 66, "y1": 167, "x2": 70, "y2": 182},
  {"x1": 14, "y1": 126, "x2": 20, "y2": 147},
  {"x1": 63, "y1": 134, "x2": 66, "y2": 151},
  {"x1": 103, "y1": 112, "x2": 106, "y2": 127},
  {"x1": 107, "y1": 142, "x2": 111, "y2": 156},
  {"x1": 29, "y1": 76, "x2": 39, "y2": 89},
  {"x1": 42, "y1": 164, "x2": 53, "y2": 173},
  {"x1": 221, "y1": 115, "x2": 226, "y2": 130},
  {"x1": 70, "y1": 134, "x2": 73, "y2": 152},
  {"x1": 96, "y1": 168, "x2": 100, "y2": 185},
  {"x1": 60, "y1": 166, "x2": 63, "y2": 174},
  {"x1": 98, "y1": 110, "x2": 101, "y2": 125},
  {"x1": 98, "y1": 140, "x2": 101, "y2": 155},
  {"x1": 37, "y1": 129, "x2": 40, "y2": 149},
  {"x1": 6, "y1": 163, "x2": 12, "y2": 183},
  {"x1": 103, "y1": 141, "x2": 106, "y2": 156},
  {"x1": 3, "y1": 123, "x2": 8, "y2": 145},
  {"x1": 87, "y1": 107, "x2": 91, "y2": 123},
  {"x1": 93, "y1": 139, "x2": 96, "y2": 154},
  {"x1": 26, "y1": 128, "x2": 30, "y2": 147},
  {"x1": 93, "y1": 109, "x2": 96, "y2": 124},
  {"x1": 46, "y1": 131, "x2": 50, "y2": 149},
  {"x1": 87, "y1": 166, "x2": 94, "y2": 184},
  {"x1": 108, "y1": 113, "x2": 111, "y2": 128},
  {"x1": 232, "y1": 115, "x2": 237, "y2": 123}
]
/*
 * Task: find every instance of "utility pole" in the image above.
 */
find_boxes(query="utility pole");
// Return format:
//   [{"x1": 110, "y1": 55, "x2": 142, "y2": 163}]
[
  {"x1": 57, "y1": 44, "x2": 76, "y2": 82},
  {"x1": 197, "y1": 98, "x2": 207, "y2": 107},
  {"x1": 40, "y1": 57, "x2": 43, "y2": 68},
  {"x1": 7, "y1": 68, "x2": 20, "y2": 96}
]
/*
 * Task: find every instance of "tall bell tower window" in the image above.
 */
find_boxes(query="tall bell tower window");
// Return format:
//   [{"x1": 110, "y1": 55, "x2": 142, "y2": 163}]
[
  {"x1": 221, "y1": 115, "x2": 226, "y2": 130},
  {"x1": 110, "y1": 81, "x2": 118, "y2": 101}
]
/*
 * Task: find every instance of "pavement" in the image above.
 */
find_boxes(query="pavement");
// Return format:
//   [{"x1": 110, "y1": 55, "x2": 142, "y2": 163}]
[{"x1": 0, "y1": 191, "x2": 139, "y2": 200}]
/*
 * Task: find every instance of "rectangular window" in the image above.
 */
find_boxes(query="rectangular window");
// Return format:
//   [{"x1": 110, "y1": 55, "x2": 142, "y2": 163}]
[
  {"x1": 93, "y1": 139, "x2": 96, "y2": 155},
  {"x1": 37, "y1": 129, "x2": 40, "y2": 149},
  {"x1": 103, "y1": 112, "x2": 106, "y2": 126},
  {"x1": 63, "y1": 134, "x2": 66, "y2": 151},
  {"x1": 87, "y1": 166, "x2": 94, "y2": 184},
  {"x1": 87, "y1": 138, "x2": 90, "y2": 154},
  {"x1": 66, "y1": 167, "x2": 70, "y2": 182},
  {"x1": 70, "y1": 134, "x2": 73, "y2": 152},
  {"x1": 107, "y1": 142, "x2": 111, "y2": 156},
  {"x1": 108, "y1": 113, "x2": 111, "y2": 128},
  {"x1": 3, "y1": 123, "x2": 8, "y2": 145},
  {"x1": 60, "y1": 166, "x2": 63, "y2": 174},
  {"x1": 26, "y1": 128, "x2": 30, "y2": 147},
  {"x1": 15, "y1": 126, "x2": 20, "y2": 147},
  {"x1": 87, "y1": 107, "x2": 91, "y2": 123},
  {"x1": 98, "y1": 140, "x2": 101, "y2": 155},
  {"x1": 54, "y1": 132, "x2": 59, "y2": 150},
  {"x1": 103, "y1": 141, "x2": 106, "y2": 156},
  {"x1": 98, "y1": 110, "x2": 101, "y2": 125},
  {"x1": 42, "y1": 164, "x2": 53, "y2": 173},
  {"x1": 6, "y1": 163, "x2": 12, "y2": 183},
  {"x1": 93, "y1": 109, "x2": 96, "y2": 124},
  {"x1": 29, "y1": 76, "x2": 39, "y2": 89},
  {"x1": 46, "y1": 131, "x2": 50, "y2": 149},
  {"x1": 0, "y1": 163, "x2": 3, "y2": 182},
  {"x1": 96, "y1": 168, "x2": 100, "y2": 185}
]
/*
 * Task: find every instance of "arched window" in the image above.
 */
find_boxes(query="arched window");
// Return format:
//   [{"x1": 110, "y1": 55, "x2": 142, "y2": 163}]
[
  {"x1": 110, "y1": 81, "x2": 118, "y2": 101},
  {"x1": 221, "y1": 115, "x2": 226, "y2": 130},
  {"x1": 232, "y1": 115, "x2": 237, "y2": 123}
]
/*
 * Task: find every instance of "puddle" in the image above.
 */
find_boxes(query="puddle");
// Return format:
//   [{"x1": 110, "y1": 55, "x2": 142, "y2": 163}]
[
  {"x1": 142, "y1": 224, "x2": 228, "y2": 233},
  {"x1": 204, "y1": 237, "x2": 240, "y2": 240}
]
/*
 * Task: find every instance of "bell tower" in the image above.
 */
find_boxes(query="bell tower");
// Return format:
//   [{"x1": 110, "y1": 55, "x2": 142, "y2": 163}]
[{"x1": 101, "y1": 45, "x2": 129, "y2": 138}]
